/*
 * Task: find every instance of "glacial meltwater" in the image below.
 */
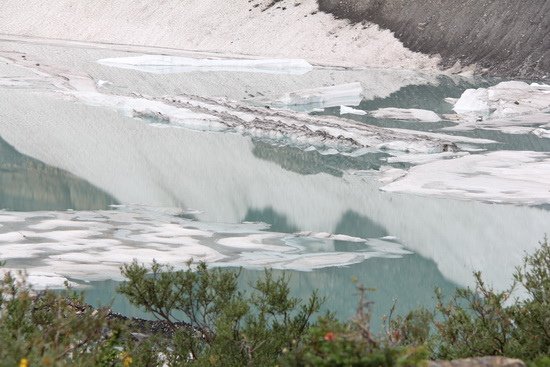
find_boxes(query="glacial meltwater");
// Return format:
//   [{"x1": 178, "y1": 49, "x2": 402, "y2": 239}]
[{"x1": 1, "y1": 37, "x2": 549, "y2": 329}]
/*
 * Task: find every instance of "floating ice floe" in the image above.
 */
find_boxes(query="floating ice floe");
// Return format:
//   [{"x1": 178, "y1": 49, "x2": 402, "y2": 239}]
[
  {"x1": 340, "y1": 105, "x2": 367, "y2": 116},
  {"x1": 532, "y1": 128, "x2": 550, "y2": 139},
  {"x1": 148, "y1": 94, "x2": 460, "y2": 154},
  {"x1": 386, "y1": 151, "x2": 469, "y2": 165},
  {"x1": 73, "y1": 91, "x2": 225, "y2": 131},
  {"x1": 381, "y1": 151, "x2": 550, "y2": 205},
  {"x1": 0, "y1": 269, "x2": 77, "y2": 290},
  {"x1": 387, "y1": 128, "x2": 497, "y2": 146},
  {"x1": 266, "y1": 82, "x2": 363, "y2": 112},
  {"x1": 486, "y1": 126, "x2": 550, "y2": 139},
  {"x1": 57, "y1": 72, "x2": 463, "y2": 155},
  {"x1": 0, "y1": 206, "x2": 411, "y2": 287},
  {"x1": 370, "y1": 108, "x2": 442, "y2": 122},
  {"x1": 448, "y1": 81, "x2": 550, "y2": 132},
  {"x1": 2, "y1": 54, "x2": 473, "y2": 157},
  {"x1": 98, "y1": 55, "x2": 313, "y2": 75}
]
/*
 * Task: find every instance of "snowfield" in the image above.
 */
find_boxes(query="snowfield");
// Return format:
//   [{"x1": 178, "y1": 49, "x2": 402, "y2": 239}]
[{"x1": 0, "y1": 0, "x2": 439, "y2": 70}]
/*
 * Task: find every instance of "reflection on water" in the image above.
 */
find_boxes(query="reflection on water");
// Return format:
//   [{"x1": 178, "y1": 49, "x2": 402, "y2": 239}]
[
  {"x1": 317, "y1": 76, "x2": 550, "y2": 152},
  {"x1": 0, "y1": 136, "x2": 117, "y2": 211},
  {"x1": 1, "y1": 88, "x2": 548, "y2": 292},
  {"x1": 1, "y1": 52, "x2": 549, "y2": 325},
  {"x1": 251, "y1": 140, "x2": 390, "y2": 177},
  {"x1": 84, "y1": 253, "x2": 456, "y2": 329}
]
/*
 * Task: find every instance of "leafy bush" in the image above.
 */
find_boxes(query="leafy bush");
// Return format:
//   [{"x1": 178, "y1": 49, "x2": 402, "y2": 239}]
[
  {"x1": 116, "y1": 261, "x2": 431, "y2": 366},
  {"x1": 426, "y1": 238, "x2": 550, "y2": 361},
  {"x1": 0, "y1": 271, "x2": 125, "y2": 366},
  {"x1": 0, "y1": 238, "x2": 548, "y2": 366},
  {"x1": 118, "y1": 260, "x2": 322, "y2": 366},
  {"x1": 280, "y1": 284, "x2": 428, "y2": 367}
]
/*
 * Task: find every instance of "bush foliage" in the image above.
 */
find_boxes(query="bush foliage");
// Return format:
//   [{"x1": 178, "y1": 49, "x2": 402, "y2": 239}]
[{"x1": 0, "y1": 239, "x2": 549, "y2": 366}]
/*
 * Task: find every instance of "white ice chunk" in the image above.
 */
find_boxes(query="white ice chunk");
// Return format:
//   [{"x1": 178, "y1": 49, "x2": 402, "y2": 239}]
[
  {"x1": 0, "y1": 269, "x2": 76, "y2": 290},
  {"x1": 98, "y1": 55, "x2": 313, "y2": 75},
  {"x1": 493, "y1": 126, "x2": 550, "y2": 138},
  {"x1": 495, "y1": 126, "x2": 539, "y2": 135},
  {"x1": 26, "y1": 272, "x2": 76, "y2": 289},
  {"x1": 532, "y1": 128, "x2": 550, "y2": 139},
  {"x1": 340, "y1": 105, "x2": 367, "y2": 116},
  {"x1": 74, "y1": 91, "x2": 225, "y2": 131},
  {"x1": 388, "y1": 128, "x2": 496, "y2": 145},
  {"x1": 382, "y1": 151, "x2": 550, "y2": 205},
  {"x1": 270, "y1": 82, "x2": 363, "y2": 110},
  {"x1": 370, "y1": 108, "x2": 442, "y2": 122},
  {"x1": 531, "y1": 83, "x2": 550, "y2": 90},
  {"x1": 450, "y1": 81, "x2": 550, "y2": 132},
  {"x1": 295, "y1": 231, "x2": 368, "y2": 243},
  {"x1": 387, "y1": 151, "x2": 469, "y2": 165},
  {"x1": 453, "y1": 88, "x2": 490, "y2": 115},
  {"x1": 376, "y1": 166, "x2": 408, "y2": 184},
  {"x1": 0, "y1": 206, "x2": 407, "y2": 282}
]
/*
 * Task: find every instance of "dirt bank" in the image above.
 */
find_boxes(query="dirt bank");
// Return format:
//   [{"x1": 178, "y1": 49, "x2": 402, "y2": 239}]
[{"x1": 318, "y1": 0, "x2": 549, "y2": 79}]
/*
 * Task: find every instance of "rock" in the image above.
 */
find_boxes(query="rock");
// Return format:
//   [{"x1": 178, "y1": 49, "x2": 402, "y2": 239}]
[{"x1": 428, "y1": 356, "x2": 526, "y2": 367}]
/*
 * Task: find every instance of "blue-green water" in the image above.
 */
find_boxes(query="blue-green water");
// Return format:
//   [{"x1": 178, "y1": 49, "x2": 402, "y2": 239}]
[{"x1": 1, "y1": 41, "x2": 549, "y2": 329}]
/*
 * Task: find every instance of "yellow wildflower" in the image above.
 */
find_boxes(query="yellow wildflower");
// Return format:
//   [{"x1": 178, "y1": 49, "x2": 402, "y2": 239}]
[
  {"x1": 122, "y1": 354, "x2": 133, "y2": 367},
  {"x1": 19, "y1": 358, "x2": 29, "y2": 367}
]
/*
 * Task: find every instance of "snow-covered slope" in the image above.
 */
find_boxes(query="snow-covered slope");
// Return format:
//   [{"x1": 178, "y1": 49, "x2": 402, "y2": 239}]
[{"x1": 0, "y1": 0, "x2": 439, "y2": 70}]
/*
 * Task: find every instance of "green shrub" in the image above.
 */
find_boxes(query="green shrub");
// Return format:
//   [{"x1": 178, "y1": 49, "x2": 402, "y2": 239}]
[
  {"x1": 280, "y1": 284, "x2": 428, "y2": 367},
  {"x1": 0, "y1": 271, "x2": 125, "y2": 367},
  {"x1": 0, "y1": 238, "x2": 549, "y2": 366},
  {"x1": 118, "y1": 260, "x2": 322, "y2": 366},
  {"x1": 425, "y1": 238, "x2": 550, "y2": 361}
]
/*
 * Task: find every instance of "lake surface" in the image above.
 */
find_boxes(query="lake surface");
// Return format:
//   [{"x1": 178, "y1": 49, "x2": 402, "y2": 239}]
[{"x1": 0, "y1": 37, "x2": 549, "y2": 328}]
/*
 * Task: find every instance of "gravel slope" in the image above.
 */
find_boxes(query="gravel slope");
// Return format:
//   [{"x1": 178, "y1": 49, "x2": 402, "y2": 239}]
[
  {"x1": 318, "y1": 0, "x2": 550, "y2": 78},
  {"x1": 0, "y1": 0, "x2": 437, "y2": 71}
]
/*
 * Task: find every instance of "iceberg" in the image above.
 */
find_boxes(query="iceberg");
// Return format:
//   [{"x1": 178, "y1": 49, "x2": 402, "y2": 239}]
[{"x1": 449, "y1": 81, "x2": 550, "y2": 131}]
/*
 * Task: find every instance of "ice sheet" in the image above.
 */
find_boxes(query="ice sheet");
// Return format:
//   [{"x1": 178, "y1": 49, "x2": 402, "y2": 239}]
[
  {"x1": 98, "y1": 55, "x2": 314, "y2": 75},
  {"x1": 0, "y1": 48, "x2": 458, "y2": 157},
  {"x1": 386, "y1": 151, "x2": 469, "y2": 165},
  {"x1": 68, "y1": 88, "x2": 457, "y2": 155},
  {"x1": 74, "y1": 91, "x2": 225, "y2": 131},
  {"x1": 382, "y1": 151, "x2": 550, "y2": 205}
]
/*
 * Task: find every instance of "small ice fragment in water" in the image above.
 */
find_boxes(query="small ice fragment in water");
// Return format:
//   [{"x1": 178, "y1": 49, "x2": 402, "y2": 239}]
[
  {"x1": 340, "y1": 105, "x2": 367, "y2": 115},
  {"x1": 370, "y1": 108, "x2": 442, "y2": 122}
]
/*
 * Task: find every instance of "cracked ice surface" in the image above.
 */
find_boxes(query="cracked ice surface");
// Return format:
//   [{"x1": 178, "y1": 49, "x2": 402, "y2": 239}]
[{"x1": 0, "y1": 206, "x2": 410, "y2": 287}]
